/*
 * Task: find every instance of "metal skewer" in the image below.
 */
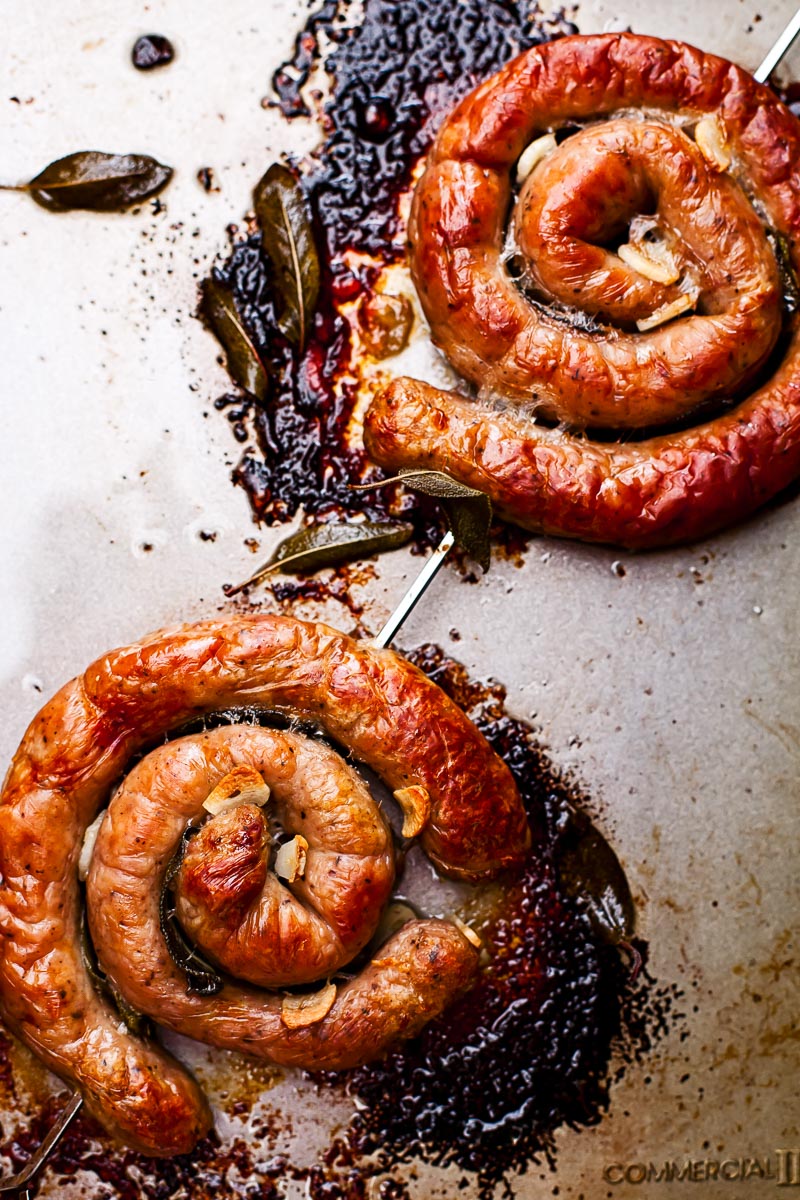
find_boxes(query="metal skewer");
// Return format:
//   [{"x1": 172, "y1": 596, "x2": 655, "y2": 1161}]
[
  {"x1": 754, "y1": 4, "x2": 800, "y2": 82},
  {"x1": 0, "y1": 1091, "x2": 82, "y2": 1199},
  {"x1": 373, "y1": 530, "x2": 455, "y2": 649}
]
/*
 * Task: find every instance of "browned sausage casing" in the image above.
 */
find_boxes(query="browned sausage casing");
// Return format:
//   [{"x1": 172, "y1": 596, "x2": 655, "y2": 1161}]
[
  {"x1": 365, "y1": 33, "x2": 800, "y2": 547},
  {"x1": 0, "y1": 615, "x2": 528, "y2": 1155}
]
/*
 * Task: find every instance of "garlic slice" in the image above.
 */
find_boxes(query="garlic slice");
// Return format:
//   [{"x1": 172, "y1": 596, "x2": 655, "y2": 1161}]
[
  {"x1": 202, "y1": 765, "x2": 271, "y2": 816},
  {"x1": 78, "y1": 810, "x2": 107, "y2": 881},
  {"x1": 373, "y1": 900, "x2": 418, "y2": 947},
  {"x1": 695, "y1": 115, "x2": 731, "y2": 172},
  {"x1": 516, "y1": 133, "x2": 557, "y2": 182},
  {"x1": 636, "y1": 292, "x2": 697, "y2": 332},
  {"x1": 393, "y1": 784, "x2": 431, "y2": 838},
  {"x1": 618, "y1": 242, "x2": 680, "y2": 285},
  {"x1": 274, "y1": 834, "x2": 309, "y2": 883},
  {"x1": 451, "y1": 915, "x2": 482, "y2": 949},
  {"x1": 281, "y1": 980, "x2": 337, "y2": 1029}
]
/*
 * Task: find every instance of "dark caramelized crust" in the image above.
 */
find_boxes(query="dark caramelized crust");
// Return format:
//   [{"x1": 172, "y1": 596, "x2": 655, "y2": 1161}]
[
  {"x1": 365, "y1": 33, "x2": 800, "y2": 547},
  {"x1": 0, "y1": 616, "x2": 525, "y2": 1154},
  {"x1": 180, "y1": 804, "x2": 270, "y2": 921}
]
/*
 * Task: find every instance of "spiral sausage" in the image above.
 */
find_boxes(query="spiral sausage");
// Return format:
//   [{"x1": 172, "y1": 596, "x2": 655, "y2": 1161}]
[
  {"x1": 364, "y1": 33, "x2": 800, "y2": 547},
  {"x1": 164, "y1": 727, "x2": 395, "y2": 987},
  {"x1": 0, "y1": 615, "x2": 528, "y2": 1155}
]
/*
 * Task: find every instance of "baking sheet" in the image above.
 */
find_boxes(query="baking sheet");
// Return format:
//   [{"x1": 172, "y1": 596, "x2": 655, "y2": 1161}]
[{"x1": 1, "y1": 0, "x2": 798, "y2": 1196}]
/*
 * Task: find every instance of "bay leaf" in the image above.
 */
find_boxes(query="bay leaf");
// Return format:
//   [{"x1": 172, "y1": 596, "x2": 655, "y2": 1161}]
[
  {"x1": 354, "y1": 469, "x2": 492, "y2": 572},
  {"x1": 224, "y1": 519, "x2": 413, "y2": 596},
  {"x1": 201, "y1": 275, "x2": 268, "y2": 401},
  {"x1": 1, "y1": 151, "x2": 173, "y2": 212},
  {"x1": 81, "y1": 910, "x2": 150, "y2": 1036},
  {"x1": 159, "y1": 826, "x2": 224, "y2": 996},
  {"x1": 768, "y1": 229, "x2": 800, "y2": 315},
  {"x1": 554, "y1": 806, "x2": 635, "y2": 948},
  {"x1": 253, "y1": 163, "x2": 320, "y2": 350}
]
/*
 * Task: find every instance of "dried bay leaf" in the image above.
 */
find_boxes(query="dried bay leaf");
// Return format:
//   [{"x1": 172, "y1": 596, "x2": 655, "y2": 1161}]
[
  {"x1": 159, "y1": 826, "x2": 223, "y2": 996},
  {"x1": 224, "y1": 519, "x2": 413, "y2": 596},
  {"x1": 201, "y1": 276, "x2": 268, "y2": 402},
  {"x1": 81, "y1": 910, "x2": 151, "y2": 1036},
  {"x1": 1, "y1": 151, "x2": 173, "y2": 211},
  {"x1": 354, "y1": 469, "x2": 493, "y2": 572},
  {"x1": 768, "y1": 228, "x2": 800, "y2": 315},
  {"x1": 254, "y1": 163, "x2": 320, "y2": 350},
  {"x1": 554, "y1": 806, "x2": 636, "y2": 949}
]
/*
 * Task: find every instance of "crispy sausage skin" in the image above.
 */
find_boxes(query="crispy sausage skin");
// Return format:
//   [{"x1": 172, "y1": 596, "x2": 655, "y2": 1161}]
[
  {"x1": 107, "y1": 726, "x2": 397, "y2": 989},
  {"x1": 365, "y1": 374, "x2": 800, "y2": 548},
  {"x1": 365, "y1": 33, "x2": 800, "y2": 547},
  {"x1": 0, "y1": 616, "x2": 527, "y2": 1154}
]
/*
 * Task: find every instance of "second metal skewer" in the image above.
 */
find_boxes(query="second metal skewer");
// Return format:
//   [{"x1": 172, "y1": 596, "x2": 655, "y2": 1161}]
[
  {"x1": 754, "y1": 4, "x2": 800, "y2": 82},
  {"x1": 373, "y1": 530, "x2": 454, "y2": 648},
  {"x1": 0, "y1": 1091, "x2": 83, "y2": 1199}
]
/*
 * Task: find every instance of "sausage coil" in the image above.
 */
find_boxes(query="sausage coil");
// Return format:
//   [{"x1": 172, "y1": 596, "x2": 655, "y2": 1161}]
[
  {"x1": 0, "y1": 615, "x2": 528, "y2": 1155},
  {"x1": 364, "y1": 33, "x2": 800, "y2": 547}
]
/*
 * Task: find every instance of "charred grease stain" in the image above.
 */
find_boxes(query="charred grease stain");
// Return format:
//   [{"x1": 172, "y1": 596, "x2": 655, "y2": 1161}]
[
  {"x1": 347, "y1": 646, "x2": 676, "y2": 1197},
  {"x1": 211, "y1": 0, "x2": 577, "y2": 546},
  {"x1": 0, "y1": 648, "x2": 680, "y2": 1199}
]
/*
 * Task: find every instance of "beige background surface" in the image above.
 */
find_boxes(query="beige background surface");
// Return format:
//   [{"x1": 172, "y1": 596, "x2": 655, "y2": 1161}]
[{"x1": 0, "y1": 0, "x2": 798, "y2": 1195}]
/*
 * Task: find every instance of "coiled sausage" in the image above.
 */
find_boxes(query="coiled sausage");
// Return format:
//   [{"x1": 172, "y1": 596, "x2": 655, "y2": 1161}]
[
  {"x1": 0, "y1": 616, "x2": 528, "y2": 1154},
  {"x1": 365, "y1": 33, "x2": 800, "y2": 546}
]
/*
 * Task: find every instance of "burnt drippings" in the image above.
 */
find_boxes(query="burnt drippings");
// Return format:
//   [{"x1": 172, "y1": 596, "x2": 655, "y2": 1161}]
[
  {"x1": 776, "y1": 80, "x2": 800, "y2": 118},
  {"x1": 345, "y1": 645, "x2": 673, "y2": 1197},
  {"x1": 0, "y1": 647, "x2": 678, "y2": 1199},
  {"x1": 276, "y1": 0, "x2": 576, "y2": 257},
  {"x1": 131, "y1": 34, "x2": 175, "y2": 70},
  {"x1": 0, "y1": 1101, "x2": 405, "y2": 1200},
  {"x1": 212, "y1": 0, "x2": 576, "y2": 535}
]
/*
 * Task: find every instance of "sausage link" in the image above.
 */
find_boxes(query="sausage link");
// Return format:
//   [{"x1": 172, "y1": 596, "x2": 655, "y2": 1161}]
[
  {"x1": 0, "y1": 616, "x2": 526, "y2": 1153},
  {"x1": 365, "y1": 373, "x2": 800, "y2": 548},
  {"x1": 108, "y1": 726, "x2": 396, "y2": 989},
  {"x1": 367, "y1": 33, "x2": 800, "y2": 546}
]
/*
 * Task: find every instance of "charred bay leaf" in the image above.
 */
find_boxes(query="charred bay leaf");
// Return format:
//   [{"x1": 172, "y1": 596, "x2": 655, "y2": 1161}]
[
  {"x1": 768, "y1": 229, "x2": 800, "y2": 315},
  {"x1": 1, "y1": 151, "x2": 173, "y2": 212},
  {"x1": 160, "y1": 826, "x2": 224, "y2": 996},
  {"x1": 555, "y1": 806, "x2": 635, "y2": 947},
  {"x1": 354, "y1": 469, "x2": 492, "y2": 571},
  {"x1": 224, "y1": 519, "x2": 413, "y2": 596},
  {"x1": 253, "y1": 163, "x2": 320, "y2": 350},
  {"x1": 201, "y1": 276, "x2": 268, "y2": 401},
  {"x1": 81, "y1": 910, "x2": 151, "y2": 1036}
]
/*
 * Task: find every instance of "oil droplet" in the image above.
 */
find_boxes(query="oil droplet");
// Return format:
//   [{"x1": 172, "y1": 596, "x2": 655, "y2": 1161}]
[{"x1": 132, "y1": 529, "x2": 168, "y2": 558}]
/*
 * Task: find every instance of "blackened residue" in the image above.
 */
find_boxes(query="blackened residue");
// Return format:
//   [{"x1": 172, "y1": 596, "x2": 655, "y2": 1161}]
[
  {"x1": 275, "y1": 0, "x2": 576, "y2": 258},
  {"x1": 777, "y1": 80, "x2": 800, "y2": 119},
  {"x1": 197, "y1": 167, "x2": 220, "y2": 194},
  {"x1": 345, "y1": 645, "x2": 676, "y2": 1197},
  {"x1": 211, "y1": 0, "x2": 577, "y2": 540},
  {"x1": 131, "y1": 34, "x2": 175, "y2": 71},
  {"x1": 1, "y1": 1103, "x2": 399, "y2": 1200},
  {"x1": 0, "y1": 648, "x2": 679, "y2": 1199}
]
